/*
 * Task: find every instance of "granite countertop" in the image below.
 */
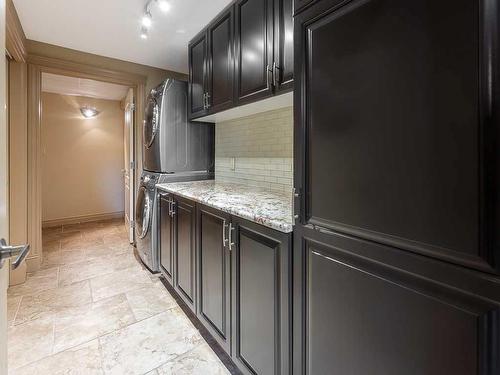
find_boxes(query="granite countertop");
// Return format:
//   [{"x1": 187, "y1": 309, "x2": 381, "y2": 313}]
[{"x1": 156, "y1": 180, "x2": 294, "y2": 233}]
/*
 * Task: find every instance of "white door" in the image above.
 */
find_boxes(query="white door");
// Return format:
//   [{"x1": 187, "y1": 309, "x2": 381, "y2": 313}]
[
  {"x1": 124, "y1": 88, "x2": 135, "y2": 244},
  {"x1": 0, "y1": 1, "x2": 9, "y2": 373}
]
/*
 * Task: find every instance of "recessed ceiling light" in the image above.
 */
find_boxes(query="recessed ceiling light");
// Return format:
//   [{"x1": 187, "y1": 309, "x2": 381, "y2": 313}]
[
  {"x1": 140, "y1": 27, "x2": 148, "y2": 39},
  {"x1": 158, "y1": 0, "x2": 171, "y2": 12},
  {"x1": 80, "y1": 106, "x2": 100, "y2": 119},
  {"x1": 175, "y1": 29, "x2": 186, "y2": 34},
  {"x1": 142, "y1": 11, "x2": 152, "y2": 28}
]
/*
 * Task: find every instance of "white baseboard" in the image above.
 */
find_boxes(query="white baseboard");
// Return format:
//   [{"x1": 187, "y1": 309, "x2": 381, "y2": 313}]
[{"x1": 42, "y1": 211, "x2": 125, "y2": 228}]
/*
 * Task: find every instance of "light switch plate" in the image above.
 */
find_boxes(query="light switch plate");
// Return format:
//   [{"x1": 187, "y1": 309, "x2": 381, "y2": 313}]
[{"x1": 230, "y1": 157, "x2": 235, "y2": 171}]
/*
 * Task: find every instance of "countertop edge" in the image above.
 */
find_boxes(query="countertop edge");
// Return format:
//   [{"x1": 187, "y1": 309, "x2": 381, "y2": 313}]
[{"x1": 156, "y1": 184, "x2": 294, "y2": 234}]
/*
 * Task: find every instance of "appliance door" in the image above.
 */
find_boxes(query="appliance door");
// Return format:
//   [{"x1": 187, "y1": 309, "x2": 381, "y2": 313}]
[
  {"x1": 143, "y1": 95, "x2": 161, "y2": 172},
  {"x1": 135, "y1": 185, "x2": 152, "y2": 240},
  {"x1": 144, "y1": 95, "x2": 159, "y2": 148}
]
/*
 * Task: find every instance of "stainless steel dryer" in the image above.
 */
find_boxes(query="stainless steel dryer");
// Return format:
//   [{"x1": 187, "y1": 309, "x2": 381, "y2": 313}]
[
  {"x1": 143, "y1": 79, "x2": 214, "y2": 173},
  {"x1": 137, "y1": 79, "x2": 214, "y2": 272}
]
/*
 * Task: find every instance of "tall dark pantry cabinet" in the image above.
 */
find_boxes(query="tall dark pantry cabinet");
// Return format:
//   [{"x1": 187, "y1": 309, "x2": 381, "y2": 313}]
[{"x1": 293, "y1": 0, "x2": 500, "y2": 374}]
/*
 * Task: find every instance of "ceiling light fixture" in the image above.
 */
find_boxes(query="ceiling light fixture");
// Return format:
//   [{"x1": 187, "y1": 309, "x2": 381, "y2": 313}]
[
  {"x1": 157, "y1": 0, "x2": 171, "y2": 12},
  {"x1": 80, "y1": 106, "x2": 100, "y2": 119},
  {"x1": 142, "y1": 11, "x2": 153, "y2": 28},
  {"x1": 140, "y1": 27, "x2": 148, "y2": 39}
]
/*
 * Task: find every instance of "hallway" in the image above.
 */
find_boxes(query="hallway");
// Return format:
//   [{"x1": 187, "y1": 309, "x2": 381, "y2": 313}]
[{"x1": 7, "y1": 219, "x2": 229, "y2": 375}]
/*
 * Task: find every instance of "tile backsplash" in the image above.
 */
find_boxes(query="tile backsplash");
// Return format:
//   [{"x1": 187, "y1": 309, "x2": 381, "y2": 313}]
[{"x1": 215, "y1": 107, "x2": 293, "y2": 192}]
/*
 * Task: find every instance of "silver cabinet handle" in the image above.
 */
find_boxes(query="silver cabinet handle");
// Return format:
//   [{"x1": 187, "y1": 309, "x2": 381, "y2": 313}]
[
  {"x1": 222, "y1": 220, "x2": 228, "y2": 246},
  {"x1": 266, "y1": 64, "x2": 271, "y2": 89},
  {"x1": 167, "y1": 198, "x2": 172, "y2": 216},
  {"x1": 228, "y1": 223, "x2": 235, "y2": 251},
  {"x1": 293, "y1": 188, "x2": 300, "y2": 220},
  {"x1": 0, "y1": 239, "x2": 30, "y2": 270},
  {"x1": 206, "y1": 93, "x2": 211, "y2": 109},
  {"x1": 171, "y1": 201, "x2": 176, "y2": 216},
  {"x1": 202, "y1": 93, "x2": 207, "y2": 109},
  {"x1": 273, "y1": 61, "x2": 280, "y2": 87}
]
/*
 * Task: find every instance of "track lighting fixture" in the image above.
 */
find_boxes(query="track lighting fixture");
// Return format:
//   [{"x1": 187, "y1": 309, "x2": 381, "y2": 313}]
[
  {"x1": 142, "y1": 11, "x2": 152, "y2": 28},
  {"x1": 140, "y1": 0, "x2": 172, "y2": 39}
]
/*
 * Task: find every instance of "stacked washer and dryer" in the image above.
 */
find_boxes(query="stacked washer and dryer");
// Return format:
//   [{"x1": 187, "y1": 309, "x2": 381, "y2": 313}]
[{"x1": 135, "y1": 79, "x2": 214, "y2": 272}]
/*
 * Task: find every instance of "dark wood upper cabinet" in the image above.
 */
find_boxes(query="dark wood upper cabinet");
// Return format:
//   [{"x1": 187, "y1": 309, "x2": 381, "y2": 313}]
[
  {"x1": 234, "y1": 0, "x2": 274, "y2": 104},
  {"x1": 173, "y1": 196, "x2": 197, "y2": 313},
  {"x1": 295, "y1": 0, "x2": 499, "y2": 274},
  {"x1": 207, "y1": 6, "x2": 235, "y2": 113},
  {"x1": 197, "y1": 205, "x2": 232, "y2": 353},
  {"x1": 274, "y1": 0, "x2": 294, "y2": 92},
  {"x1": 188, "y1": 32, "x2": 208, "y2": 119},
  {"x1": 188, "y1": 0, "x2": 294, "y2": 119}
]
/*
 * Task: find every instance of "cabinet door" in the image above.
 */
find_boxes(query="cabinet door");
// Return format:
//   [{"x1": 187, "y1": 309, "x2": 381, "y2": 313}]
[
  {"x1": 273, "y1": 0, "x2": 293, "y2": 92},
  {"x1": 231, "y1": 217, "x2": 291, "y2": 375},
  {"x1": 173, "y1": 196, "x2": 197, "y2": 312},
  {"x1": 293, "y1": 0, "x2": 500, "y2": 373},
  {"x1": 158, "y1": 193, "x2": 174, "y2": 286},
  {"x1": 188, "y1": 31, "x2": 208, "y2": 119},
  {"x1": 207, "y1": 6, "x2": 235, "y2": 113},
  {"x1": 235, "y1": 0, "x2": 274, "y2": 104},
  {"x1": 197, "y1": 205, "x2": 231, "y2": 353}
]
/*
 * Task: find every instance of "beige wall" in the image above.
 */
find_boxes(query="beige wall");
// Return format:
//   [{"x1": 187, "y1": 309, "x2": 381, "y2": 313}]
[
  {"x1": 27, "y1": 40, "x2": 189, "y2": 188},
  {"x1": 41, "y1": 93, "x2": 125, "y2": 223},
  {"x1": 215, "y1": 107, "x2": 293, "y2": 192}
]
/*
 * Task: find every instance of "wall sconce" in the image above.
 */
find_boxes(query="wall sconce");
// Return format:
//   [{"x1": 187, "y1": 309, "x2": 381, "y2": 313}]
[{"x1": 80, "y1": 106, "x2": 100, "y2": 119}]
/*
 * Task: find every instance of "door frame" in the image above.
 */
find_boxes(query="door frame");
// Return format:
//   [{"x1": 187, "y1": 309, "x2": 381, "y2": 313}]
[
  {"x1": 123, "y1": 88, "x2": 135, "y2": 244},
  {"x1": 26, "y1": 55, "x2": 146, "y2": 271}
]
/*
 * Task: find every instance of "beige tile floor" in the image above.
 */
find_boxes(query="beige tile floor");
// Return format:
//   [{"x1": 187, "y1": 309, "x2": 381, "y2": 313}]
[{"x1": 7, "y1": 219, "x2": 230, "y2": 375}]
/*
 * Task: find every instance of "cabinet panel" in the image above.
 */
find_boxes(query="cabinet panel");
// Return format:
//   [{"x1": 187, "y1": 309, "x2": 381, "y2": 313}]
[
  {"x1": 174, "y1": 197, "x2": 196, "y2": 311},
  {"x1": 208, "y1": 7, "x2": 234, "y2": 113},
  {"x1": 294, "y1": 0, "x2": 500, "y2": 272},
  {"x1": 274, "y1": 0, "x2": 294, "y2": 92},
  {"x1": 293, "y1": 0, "x2": 315, "y2": 14},
  {"x1": 197, "y1": 205, "x2": 231, "y2": 352},
  {"x1": 235, "y1": 0, "x2": 274, "y2": 103},
  {"x1": 293, "y1": 228, "x2": 500, "y2": 375},
  {"x1": 188, "y1": 32, "x2": 208, "y2": 119},
  {"x1": 158, "y1": 193, "x2": 174, "y2": 285},
  {"x1": 232, "y1": 218, "x2": 291, "y2": 375}
]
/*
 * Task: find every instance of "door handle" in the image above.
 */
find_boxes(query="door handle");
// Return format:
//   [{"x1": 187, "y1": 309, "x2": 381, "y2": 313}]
[{"x1": 0, "y1": 239, "x2": 30, "y2": 270}]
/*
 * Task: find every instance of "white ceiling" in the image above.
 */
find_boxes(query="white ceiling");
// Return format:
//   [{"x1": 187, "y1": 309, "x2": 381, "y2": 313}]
[
  {"x1": 42, "y1": 73, "x2": 130, "y2": 101},
  {"x1": 13, "y1": 0, "x2": 233, "y2": 73}
]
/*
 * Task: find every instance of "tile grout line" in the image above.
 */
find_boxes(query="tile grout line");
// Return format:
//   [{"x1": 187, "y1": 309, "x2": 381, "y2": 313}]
[{"x1": 12, "y1": 295, "x2": 23, "y2": 326}]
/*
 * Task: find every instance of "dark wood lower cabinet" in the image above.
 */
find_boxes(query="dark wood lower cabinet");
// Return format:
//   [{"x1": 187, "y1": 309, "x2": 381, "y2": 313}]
[
  {"x1": 173, "y1": 196, "x2": 197, "y2": 313},
  {"x1": 231, "y1": 217, "x2": 291, "y2": 375},
  {"x1": 293, "y1": 226, "x2": 500, "y2": 375},
  {"x1": 197, "y1": 205, "x2": 232, "y2": 353},
  {"x1": 158, "y1": 192, "x2": 174, "y2": 286},
  {"x1": 157, "y1": 192, "x2": 292, "y2": 374}
]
